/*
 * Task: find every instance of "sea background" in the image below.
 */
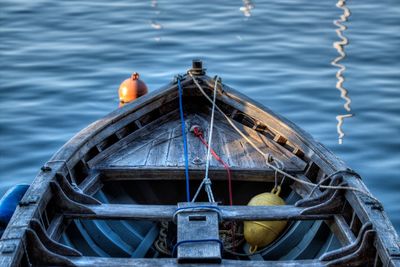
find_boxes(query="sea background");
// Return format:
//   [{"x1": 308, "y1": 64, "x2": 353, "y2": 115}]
[{"x1": 1, "y1": 0, "x2": 399, "y2": 232}]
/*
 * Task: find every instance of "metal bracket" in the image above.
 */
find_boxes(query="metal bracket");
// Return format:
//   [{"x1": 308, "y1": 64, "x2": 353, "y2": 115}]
[
  {"x1": 320, "y1": 222, "x2": 376, "y2": 266},
  {"x1": 19, "y1": 195, "x2": 40, "y2": 206},
  {"x1": 175, "y1": 202, "x2": 221, "y2": 264}
]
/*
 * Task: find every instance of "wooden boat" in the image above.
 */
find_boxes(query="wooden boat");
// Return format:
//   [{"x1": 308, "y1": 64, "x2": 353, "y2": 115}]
[{"x1": 1, "y1": 60, "x2": 399, "y2": 266}]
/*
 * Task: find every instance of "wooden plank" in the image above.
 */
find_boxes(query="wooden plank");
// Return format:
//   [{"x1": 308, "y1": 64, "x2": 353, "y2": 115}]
[
  {"x1": 222, "y1": 116, "x2": 307, "y2": 171},
  {"x1": 67, "y1": 257, "x2": 324, "y2": 267},
  {"x1": 240, "y1": 139, "x2": 262, "y2": 169},
  {"x1": 78, "y1": 172, "x2": 102, "y2": 195},
  {"x1": 210, "y1": 125, "x2": 230, "y2": 167},
  {"x1": 166, "y1": 124, "x2": 185, "y2": 167},
  {"x1": 62, "y1": 204, "x2": 335, "y2": 221},
  {"x1": 92, "y1": 110, "x2": 302, "y2": 172},
  {"x1": 222, "y1": 126, "x2": 253, "y2": 168},
  {"x1": 325, "y1": 215, "x2": 356, "y2": 246},
  {"x1": 47, "y1": 213, "x2": 64, "y2": 239},
  {"x1": 146, "y1": 129, "x2": 173, "y2": 166},
  {"x1": 214, "y1": 117, "x2": 257, "y2": 168},
  {"x1": 87, "y1": 110, "x2": 179, "y2": 168},
  {"x1": 97, "y1": 166, "x2": 293, "y2": 183}
]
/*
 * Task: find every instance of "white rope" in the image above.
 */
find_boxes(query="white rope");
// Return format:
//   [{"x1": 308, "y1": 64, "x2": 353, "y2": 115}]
[
  {"x1": 189, "y1": 72, "x2": 379, "y2": 203},
  {"x1": 192, "y1": 76, "x2": 219, "y2": 203}
]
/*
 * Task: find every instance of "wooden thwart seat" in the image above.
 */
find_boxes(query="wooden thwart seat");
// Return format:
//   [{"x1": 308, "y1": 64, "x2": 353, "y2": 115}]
[{"x1": 61, "y1": 203, "x2": 337, "y2": 221}]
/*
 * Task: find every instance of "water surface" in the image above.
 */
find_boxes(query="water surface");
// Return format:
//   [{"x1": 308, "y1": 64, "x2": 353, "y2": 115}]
[{"x1": 1, "y1": 0, "x2": 399, "y2": 231}]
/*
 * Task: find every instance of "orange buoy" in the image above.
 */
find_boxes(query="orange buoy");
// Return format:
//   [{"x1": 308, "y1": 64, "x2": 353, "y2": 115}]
[{"x1": 118, "y1": 72, "x2": 148, "y2": 107}]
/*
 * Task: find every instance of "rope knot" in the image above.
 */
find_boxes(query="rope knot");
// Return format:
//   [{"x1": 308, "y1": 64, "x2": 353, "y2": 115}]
[
  {"x1": 204, "y1": 177, "x2": 212, "y2": 186},
  {"x1": 190, "y1": 125, "x2": 203, "y2": 138}
]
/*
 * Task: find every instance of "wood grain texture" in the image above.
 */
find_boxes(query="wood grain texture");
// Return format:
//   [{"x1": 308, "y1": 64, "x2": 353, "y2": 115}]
[
  {"x1": 67, "y1": 257, "x2": 324, "y2": 267},
  {"x1": 95, "y1": 112, "x2": 305, "y2": 174},
  {"x1": 62, "y1": 204, "x2": 335, "y2": 221},
  {"x1": 97, "y1": 166, "x2": 287, "y2": 182}
]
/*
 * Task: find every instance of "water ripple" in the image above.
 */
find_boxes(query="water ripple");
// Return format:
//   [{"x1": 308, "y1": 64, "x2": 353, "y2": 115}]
[{"x1": 0, "y1": 0, "x2": 399, "y2": 231}]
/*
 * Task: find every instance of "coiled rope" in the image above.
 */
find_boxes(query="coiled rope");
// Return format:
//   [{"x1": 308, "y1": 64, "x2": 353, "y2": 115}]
[{"x1": 188, "y1": 72, "x2": 379, "y2": 203}]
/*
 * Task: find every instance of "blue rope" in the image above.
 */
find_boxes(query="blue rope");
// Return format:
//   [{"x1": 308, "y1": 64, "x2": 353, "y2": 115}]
[
  {"x1": 178, "y1": 79, "x2": 190, "y2": 202},
  {"x1": 172, "y1": 238, "x2": 223, "y2": 257}
]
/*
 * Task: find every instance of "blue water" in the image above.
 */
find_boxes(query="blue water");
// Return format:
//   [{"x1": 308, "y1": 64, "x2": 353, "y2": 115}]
[{"x1": 1, "y1": 0, "x2": 399, "y2": 231}]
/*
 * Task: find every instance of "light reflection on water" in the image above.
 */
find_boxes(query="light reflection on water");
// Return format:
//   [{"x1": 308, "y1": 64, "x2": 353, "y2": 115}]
[
  {"x1": 0, "y1": 0, "x2": 399, "y2": 231},
  {"x1": 336, "y1": 114, "x2": 353, "y2": 145},
  {"x1": 150, "y1": 0, "x2": 162, "y2": 41},
  {"x1": 332, "y1": 0, "x2": 353, "y2": 145},
  {"x1": 240, "y1": 0, "x2": 255, "y2": 17}
]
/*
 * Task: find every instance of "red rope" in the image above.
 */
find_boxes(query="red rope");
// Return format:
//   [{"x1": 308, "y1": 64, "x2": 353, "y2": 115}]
[{"x1": 192, "y1": 126, "x2": 233, "y2": 206}]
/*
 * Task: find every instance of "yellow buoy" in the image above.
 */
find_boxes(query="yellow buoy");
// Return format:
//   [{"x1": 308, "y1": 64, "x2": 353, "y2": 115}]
[{"x1": 244, "y1": 186, "x2": 287, "y2": 253}]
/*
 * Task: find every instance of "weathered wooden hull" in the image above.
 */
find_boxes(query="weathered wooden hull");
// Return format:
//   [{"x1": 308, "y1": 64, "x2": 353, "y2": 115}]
[{"x1": 1, "y1": 65, "x2": 399, "y2": 266}]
